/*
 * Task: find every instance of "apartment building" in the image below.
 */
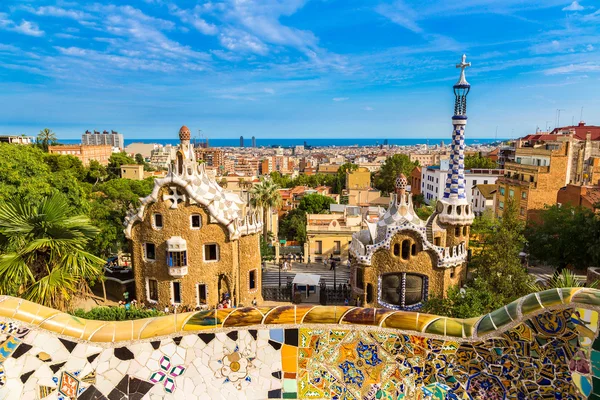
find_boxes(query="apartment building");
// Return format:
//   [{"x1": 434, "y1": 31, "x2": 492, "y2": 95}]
[
  {"x1": 82, "y1": 130, "x2": 124, "y2": 149},
  {"x1": 48, "y1": 144, "x2": 112, "y2": 166}
]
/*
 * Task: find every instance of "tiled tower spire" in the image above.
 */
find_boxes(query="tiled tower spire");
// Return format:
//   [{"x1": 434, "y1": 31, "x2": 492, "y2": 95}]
[{"x1": 438, "y1": 55, "x2": 474, "y2": 225}]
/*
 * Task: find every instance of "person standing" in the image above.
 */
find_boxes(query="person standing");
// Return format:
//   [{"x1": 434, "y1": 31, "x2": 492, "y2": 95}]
[{"x1": 330, "y1": 260, "x2": 336, "y2": 271}]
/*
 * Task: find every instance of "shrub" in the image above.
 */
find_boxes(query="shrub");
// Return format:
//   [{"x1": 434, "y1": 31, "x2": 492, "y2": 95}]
[{"x1": 72, "y1": 306, "x2": 164, "y2": 321}]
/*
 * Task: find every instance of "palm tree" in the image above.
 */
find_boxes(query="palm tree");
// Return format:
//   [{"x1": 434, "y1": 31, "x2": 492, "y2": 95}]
[
  {"x1": 527, "y1": 269, "x2": 597, "y2": 292},
  {"x1": 37, "y1": 128, "x2": 58, "y2": 152},
  {"x1": 0, "y1": 194, "x2": 105, "y2": 310},
  {"x1": 250, "y1": 179, "x2": 282, "y2": 241}
]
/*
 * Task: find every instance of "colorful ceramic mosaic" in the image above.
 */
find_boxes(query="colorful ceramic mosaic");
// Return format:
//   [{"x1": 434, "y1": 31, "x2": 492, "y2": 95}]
[{"x1": 0, "y1": 289, "x2": 598, "y2": 398}]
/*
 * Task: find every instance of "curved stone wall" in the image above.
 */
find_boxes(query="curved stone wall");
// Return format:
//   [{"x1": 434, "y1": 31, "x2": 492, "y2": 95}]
[{"x1": 0, "y1": 288, "x2": 598, "y2": 398}]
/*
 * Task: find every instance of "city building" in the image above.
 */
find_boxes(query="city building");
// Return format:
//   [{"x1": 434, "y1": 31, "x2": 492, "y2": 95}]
[
  {"x1": 495, "y1": 140, "x2": 570, "y2": 221},
  {"x1": 349, "y1": 55, "x2": 475, "y2": 310},
  {"x1": 124, "y1": 126, "x2": 264, "y2": 309},
  {"x1": 82, "y1": 130, "x2": 124, "y2": 149},
  {"x1": 48, "y1": 144, "x2": 112, "y2": 166},
  {"x1": 252, "y1": 136, "x2": 256, "y2": 148},
  {"x1": 557, "y1": 184, "x2": 600, "y2": 212},
  {"x1": 196, "y1": 147, "x2": 225, "y2": 171},
  {"x1": 317, "y1": 164, "x2": 339, "y2": 175},
  {"x1": 410, "y1": 166, "x2": 422, "y2": 196},
  {"x1": 471, "y1": 184, "x2": 496, "y2": 215},
  {"x1": 345, "y1": 167, "x2": 371, "y2": 190},
  {"x1": 149, "y1": 145, "x2": 177, "y2": 170},
  {"x1": 240, "y1": 136, "x2": 244, "y2": 147},
  {"x1": 120, "y1": 164, "x2": 144, "y2": 180},
  {"x1": 305, "y1": 205, "x2": 363, "y2": 263},
  {"x1": 409, "y1": 152, "x2": 444, "y2": 167},
  {"x1": 487, "y1": 145, "x2": 516, "y2": 168},
  {"x1": 421, "y1": 160, "x2": 503, "y2": 207},
  {"x1": 0, "y1": 135, "x2": 33, "y2": 144}
]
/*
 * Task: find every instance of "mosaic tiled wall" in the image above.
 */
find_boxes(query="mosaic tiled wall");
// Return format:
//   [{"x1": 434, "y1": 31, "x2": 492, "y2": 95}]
[{"x1": 0, "y1": 288, "x2": 599, "y2": 399}]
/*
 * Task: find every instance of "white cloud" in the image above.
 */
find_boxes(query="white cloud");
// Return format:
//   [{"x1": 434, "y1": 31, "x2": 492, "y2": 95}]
[
  {"x1": 375, "y1": 2, "x2": 422, "y2": 34},
  {"x1": 264, "y1": 88, "x2": 276, "y2": 94},
  {"x1": 219, "y1": 28, "x2": 268, "y2": 55},
  {"x1": 543, "y1": 63, "x2": 600, "y2": 75},
  {"x1": 23, "y1": 6, "x2": 92, "y2": 21},
  {"x1": 562, "y1": 1, "x2": 584, "y2": 11},
  {"x1": 364, "y1": 106, "x2": 374, "y2": 111},
  {"x1": 168, "y1": 4, "x2": 218, "y2": 36},
  {"x1": 333, "y1": 97, "x2": 349, "y2": 101},
  {"x1": 587, "y1": 44, "x2": 595, "y2": 51},
  {"x1": 0, "y1": 14, "x2": 44, "y2": 37}
]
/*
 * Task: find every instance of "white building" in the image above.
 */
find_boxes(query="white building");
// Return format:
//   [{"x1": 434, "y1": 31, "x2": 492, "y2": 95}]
[
  {"x1": 421, "y1": 159, "x2": 504, "y2": 208},
  {"x1": 150, "y1": 144, "x2": 177, "y2": 169},
  {"x1": 82, "y1": 130, "x2": 125, "y2": 149},
  {"x1": 471, "y1": 184, "x2": 496, "y2": 215},
  {"x1": 0, "y1": 135, "x2": 34, "y2": 145}
]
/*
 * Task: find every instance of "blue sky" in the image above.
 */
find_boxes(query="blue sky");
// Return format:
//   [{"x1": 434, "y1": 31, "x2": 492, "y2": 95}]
[{"x1": 0, "y1": 0, "x2": 599, "y2": 140}]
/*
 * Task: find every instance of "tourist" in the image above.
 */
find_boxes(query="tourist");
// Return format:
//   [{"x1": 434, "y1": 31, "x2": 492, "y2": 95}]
[
  {"x1": 344, "y1": 298, "x2": 349, "y2": 306},
  {"x1": 283, "y1": 260, "x2": 289, "y2": 271},
  {"x1": 330, "y1": 260, "x2": 336, "y2": 271},
  {"x1": 164, "y1": 306, "x2": 169, "y2": 314}
]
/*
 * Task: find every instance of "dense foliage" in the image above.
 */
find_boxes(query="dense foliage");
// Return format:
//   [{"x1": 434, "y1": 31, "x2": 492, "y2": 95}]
[
  {"x1": 269, "y1": 163, "x2": 357, "y2": 194},
  {"x1": 278, "y1": 193, "x2": 336, "y2": 243},
  {"x1": 423, "y1": 199, "x2": 532, "y2": 318},
  {"x1": 72, "y1": 306, "x2": 164, "y2": 321},
  {"x1": 373, "y1": 154, "x2": 419, "y2": 194},
  {"x1": 525, "y1": 204, "x2": 600, "y2": 271},
  {"x1": 464, "y1": 154, "x2": 498, "y2": 169},
  {"x1": 250, "y1": 179, "x2": 282, "y2": 240},
  {"x1": 0, "y1": 194, "x2": 105, "y2": 310}
]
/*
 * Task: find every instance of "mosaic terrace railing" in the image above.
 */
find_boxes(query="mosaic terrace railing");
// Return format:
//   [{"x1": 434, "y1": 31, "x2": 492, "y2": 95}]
[{"x1": 0, "y1": 288, "x2": 599, "y2": 399}]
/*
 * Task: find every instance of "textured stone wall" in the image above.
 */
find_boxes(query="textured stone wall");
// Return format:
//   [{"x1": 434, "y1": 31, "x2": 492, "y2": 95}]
[
  {"x1": 131, "y1": 185, "x2": 261, "y2": 308},
  {"x1": 0, "y1": 289, "x2": 599, "y2": 399}
]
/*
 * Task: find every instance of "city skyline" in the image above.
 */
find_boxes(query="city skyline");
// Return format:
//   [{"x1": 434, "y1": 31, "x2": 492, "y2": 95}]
[{"x1": 0, "y1": 0, "x2": 599, "y2": 139}]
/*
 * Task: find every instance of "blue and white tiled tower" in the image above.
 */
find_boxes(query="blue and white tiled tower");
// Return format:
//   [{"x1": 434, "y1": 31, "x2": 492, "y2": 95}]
[{"x1": 438, "y1": 55, "x2": 475, "y2": 226}]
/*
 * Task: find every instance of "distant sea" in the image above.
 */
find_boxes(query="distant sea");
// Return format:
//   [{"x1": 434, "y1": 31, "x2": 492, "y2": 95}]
[{"x1": 59, "y1": 138, "x2": 503, "y2": 148}]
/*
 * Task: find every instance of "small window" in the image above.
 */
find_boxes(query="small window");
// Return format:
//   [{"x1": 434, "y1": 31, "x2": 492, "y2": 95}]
[
  {"x1": 356, "y1": 267, "x2": 365, "y2": 290},
  {"x1": 393, "y1": 243, "x2": 400, "y2": 256},
  {"x1": 315, "y1": 241, "x2": 322, "y2": 255},
  {"x1": 522, "y1": 191, "x2": 527, "y2": 199},
  {"x1": 411, "y1": 243, "x2": 417, "y2": 256},
  {"x1": 333, "y1": 241, "x2": 341, "y2": 255},
  {"x1": 153, "y1": 214, "x2": 163, "y2": 229},
  {"x1": 249, "y1": 270, "x2": 257, "y2": 290},
  {"x1": 455, "y1": 227, "x2": 460, "y2": 236},
  {"x1": 473, "y1": 180, "x2": 477, "y2": 185},
  {"x1": 509, "y1": 189, "x2": 514, "y2": 198},
  {"x1": 520, "y1": 207, "x2": 525, "y2": 216},
  {"x1": 462, "y1": 226, "x2": 467, "y2": 236},
  {"x1": 450, "y1": 269, "x2": 455, "y2": 279},
  {"x1": 191, "y1": 214, "x2": 201, "y2": 229},
  {"x1": 167, "y1": 251, "x2": 187, "y2": 267},
  {"x1": 148, "y1": 279, "x2": 158, "y2": 302},
  {"x1": 500, "y1": 187, "x2": 505, "y2": 196},
  {"x1": 499, "y1": 201, "x2": 504, "y2": 210},
  {"x1": 144, "y1": 243, "x2": 156, "y2": 261},
  {"x1": 434, "y1": 237, "x2": 441, "y2": 246},
  {"x1": 197, "y1": 284, "x2": 207, "y2": 305},
  {"x1": 204, "y1": 244, "x2": 219, "y2": 262},
  {"x1": 401, "y1": 240, "x2": 410, "y2": 260},
  {"x1": 484, "y1": 180, "x2": 488, "y2": 184},
  {"x1": 172, "y1": 281, "x2": 182, "y2": 304}
]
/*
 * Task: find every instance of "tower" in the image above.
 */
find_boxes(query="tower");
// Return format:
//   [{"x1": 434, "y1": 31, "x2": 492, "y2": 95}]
[
  {"x1": 240, "y1": 136, "x2": 244, "y2": 147},
  {"x1": 437, "y1": 55, "x2": 474, "y2": 227},
  {"x1": 252, "y1": 136, "x2": 256, "y2": 148}
]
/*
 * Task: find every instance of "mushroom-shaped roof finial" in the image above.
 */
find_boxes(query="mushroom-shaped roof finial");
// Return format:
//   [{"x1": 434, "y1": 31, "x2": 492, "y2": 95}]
[{"x1": 179, "y1": 125, "x2": 191, "y2": 141}]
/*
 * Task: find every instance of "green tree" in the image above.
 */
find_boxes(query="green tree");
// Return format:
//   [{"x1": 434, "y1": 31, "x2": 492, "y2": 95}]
[
  {"x1": 0, "y1": 194, "x2": 105, "y2": 310},
  {"x1": 373, "y1": 155, "x2": 419, "y2": 194},
  {"x1": 36, "y1": 128, "x2": 58, "y2": 152},
  {"x1": 464, "y1": 154, "x2": 497, "y2": 169},
  {"x1": 526, "y1": 205, "x2": 600, "y2": 272},
  {"x1": 135, "y1": 153, "x2": 145, "y2": 165},
  {"x1": 278, "y1": 209, "x2": 307, "y2": 243},
  {"x1": 84, "y1": 160, "x2": 108, "y2": 187},
  {"x1": 528, "y1": 269, "x2": 596, "y2": 292},
  {"x1": 107, "y1": 152, "x2": 136, "y2": 179},
  {"x1": 249, "y1": 179, "x2": 283, "y2": 241},
  {"x1": 298, "y1": 193, "x2": 336, "y2": 214},
  {"x1": 470, "y1": 198, "x2": 532, "y2": 302},
  {"x1": 422, "y1": 281, "x2": 503, "y2": 318}
]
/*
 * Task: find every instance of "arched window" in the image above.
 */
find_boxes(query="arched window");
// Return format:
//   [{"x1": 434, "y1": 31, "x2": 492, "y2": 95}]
[
  {"x1": 457, "y1": 205, "x2": 462, "y2": 215},
  {"x1": 380, "y1": 273, "x2": 427, "y2": 310},
  {"x1": 393, "y1": 243, "x2": 400, "y2": 257},
  {"x1": 411, "y1": 243, "x2": 417, "y2": 256},
  {"x1": 176, "y1": 152, "x2": 183, "y2": 174},
  {"x1": 455, "y1": 226, "x2": 460, "y2": 236},
  {"x1": 401, "y1": 240, "x2": 410, "y2": 260},
  {"x1": 366, "y1": 283, "x2": 373, "y2": 304},
  {"x1": 462, "y1": 226, "x2": 467, "y2": 236}
]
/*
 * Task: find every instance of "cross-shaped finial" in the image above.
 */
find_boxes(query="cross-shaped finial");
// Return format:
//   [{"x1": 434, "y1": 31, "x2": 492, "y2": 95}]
[{"x1": 455, "y1": 54, "x2": 471, "y2": 85}]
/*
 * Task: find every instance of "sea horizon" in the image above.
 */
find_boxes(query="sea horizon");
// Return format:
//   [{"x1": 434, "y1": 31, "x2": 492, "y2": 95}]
[{"x1": 58, "y1": 137, "x2": 505, "y2": 148}]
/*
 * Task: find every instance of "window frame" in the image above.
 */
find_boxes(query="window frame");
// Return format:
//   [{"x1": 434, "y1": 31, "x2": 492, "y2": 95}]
[
  {"x1": 203, "y1": 243, "x2": 220, "y2": 262},
  {"x1": 333, "y1": 240, "x2": 341, "y2": 255},
  {"x1": 249, "y1": 269, "x2": 257, "y2": 291},
  {"x1": 378, "y1": 272, "x2": 428, "y2": 311},
  {"x1": 144, "y1": 243, "x2": 156, "y2": 261},
  {"x1": 153, "y1": 213, "x2": 163, "y2": 230},
  {"x1": 315, "y1": 240, "x2": 322, "y2": 255},
  {"x1": 171, "y1": 281, "x2": 182, "y2": 305},
  {"x1": 190, "y1": 214, "x2": 202, "y2": 230},
  {"x1": 196, "y1": 283, "x2": 207, "y2": 305},
  {"x1": 146, "y1": 278, "x2": 158, "y2": 303}
]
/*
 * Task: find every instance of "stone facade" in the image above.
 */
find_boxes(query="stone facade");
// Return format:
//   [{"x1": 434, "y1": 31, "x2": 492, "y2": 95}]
[{"x1": 125, "y1": 126, "x2": 263, "y2": 309}]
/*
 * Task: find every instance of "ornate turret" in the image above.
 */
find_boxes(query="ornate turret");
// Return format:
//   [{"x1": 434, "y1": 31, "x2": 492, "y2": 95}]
[
  {"x1": 437, "y1": 55, "x2": 474, "y2": 226},
  {"x1": 175, "y1": 125, "x2": 196, "y2": 175}
]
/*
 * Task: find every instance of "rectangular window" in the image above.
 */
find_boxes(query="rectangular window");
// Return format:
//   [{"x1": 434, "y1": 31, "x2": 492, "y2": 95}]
[
  {"x1": 153, "y1": 213, "x2": 163, "y2": 229},
  {"x1": 522, "y1": 191, "x2": 527, "y2": 199},
  {"x1": 499, "y1": 201, "x2": 504, "y2": 210},
  {"x1": 191, "y1": 214, "x2": 201, "y2": 229},
  {"x1": 204, "y1": 244, "x2": 219, "y2": 261},
  {"x1": 148, "y1": 279, "x2": 158, "y2": 302},
  {"x1": 333, "y1": 241, "x2": 341, "y2": 255},
  {"x1": 249, "y1": 270, "x2": 256, "y2": 290},
  {"x1": 520, "y1": 207, "x2": 525, "y2": 216},
  {"x1": 509, "y1": 189, "x2": 514, "y2": 198},
  {"x1": 172, "y1": 282, "x2": 181, "y2": 304},
  {"x1": 197, "y1": 284, "x2": 207, "y2": 304},
  {"x1": 167, "y1": 251, "x2": 187, "y2": 267},
  {"x1": 315, "y1": 241, "x2": 322, "y2": 255},
  {"x1": 484, "y1": 180, "x2": 488, "y2": 184},
  {"x1": 144, "y1": 243, "x2": 156, "y2": 260},
  {"x1": 499, "y1": 187, "x2": 505, "y2": 196},
  {"x1": 473, "y1": 180, "x2": 477, "y2": 185}
]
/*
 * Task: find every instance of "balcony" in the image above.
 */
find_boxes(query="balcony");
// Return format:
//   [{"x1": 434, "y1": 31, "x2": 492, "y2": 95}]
[
  {"x1": 168, "y1": 266, "x2": 188, "y2": 278},
  {"x1": 504, "y1": 161, "x2": 550, "y2": 173}
]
